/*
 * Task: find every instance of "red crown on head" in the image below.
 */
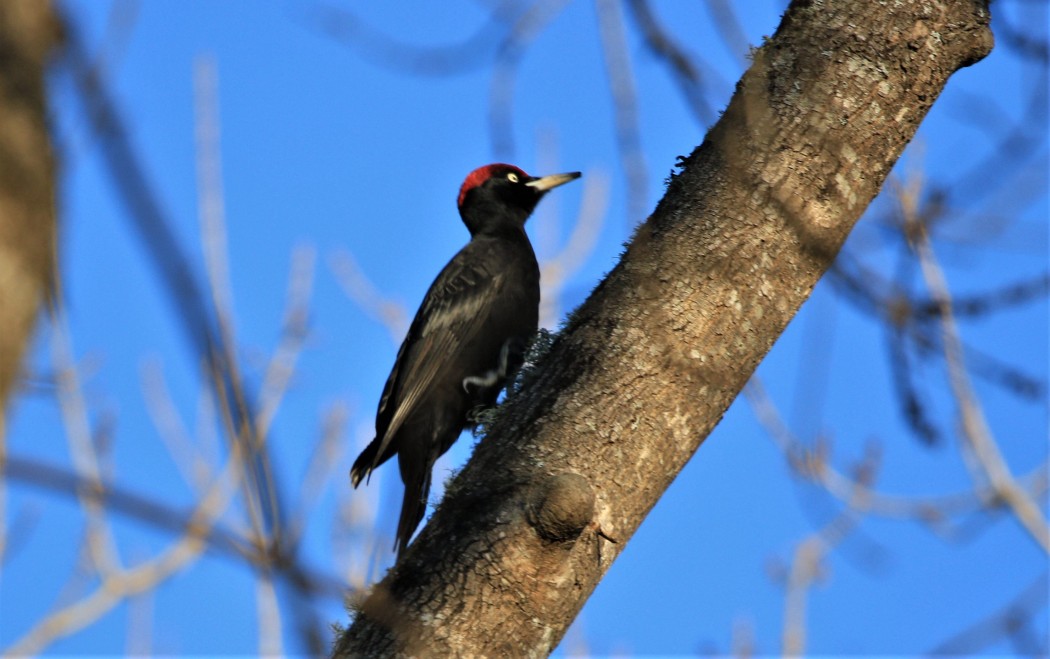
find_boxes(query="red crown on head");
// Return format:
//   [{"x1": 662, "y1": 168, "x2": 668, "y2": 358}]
[{"x1": 457, "y1": 163, "x2": 529, "y2": 208}]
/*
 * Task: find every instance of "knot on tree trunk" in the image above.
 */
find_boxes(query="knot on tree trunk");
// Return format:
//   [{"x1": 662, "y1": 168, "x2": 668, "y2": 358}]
[{"x1": 526, "y1": 472, "x2": 595, "y2": 543}]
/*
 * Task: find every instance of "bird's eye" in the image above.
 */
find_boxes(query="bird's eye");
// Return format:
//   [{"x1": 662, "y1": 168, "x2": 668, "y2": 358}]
[{"x1": 506, "y1": 172, "x2": 519, "y2": 183}]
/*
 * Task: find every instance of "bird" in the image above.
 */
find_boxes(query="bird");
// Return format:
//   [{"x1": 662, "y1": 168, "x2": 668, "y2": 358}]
[{"x1": 351, "y1": 163, "x2": 581, "y2": 557}]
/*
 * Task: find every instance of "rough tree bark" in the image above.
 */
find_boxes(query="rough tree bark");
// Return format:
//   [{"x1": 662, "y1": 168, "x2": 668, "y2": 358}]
[
  {"x1": 335, "y1": 1, "x2": 992, "y2": 656},
  {"x1": 0, "y1": 0, "x2": 60, "y2": 436}
]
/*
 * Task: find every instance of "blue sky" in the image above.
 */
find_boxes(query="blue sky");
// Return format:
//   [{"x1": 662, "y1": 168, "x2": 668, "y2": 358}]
[{"x1": 1, "y1": 1, "x2": 1047, "y2": 656}]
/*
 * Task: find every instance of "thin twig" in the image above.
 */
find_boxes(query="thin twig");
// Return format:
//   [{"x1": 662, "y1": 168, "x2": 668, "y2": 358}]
[
  {"x1": 5, "y1": 425, "x2": 247, "y2": 655},
  {"x1": 929, "y1": 572, "x2": 1049, "y2": 655},
  {"x1": 256, "y1": 570, "x2": 285, "y2": 656},
  {"x1": 194, "y1": 54, "x2": 283, "y2": 550},
  {"x1": 595, "y1": 0, "x2": 649, "y2": 226},
  {"x1": 255, "y1": 244, "x2": 316, "y2": 440},
  {"x1": 2, "y1": 454, "x2": 348, "y2": 598},
  {"x1": 539, "y1": 168, "x2": 610, "y2": 325},
  {"x1": 50, "y1": 305, "x2": 121, "y2": 578},
  {"x1": 124, "y1": 583, "x2": 155, "y2": 657},
  {"x1": 781, "y1": 457, "x2": 874, "y2": 659},
  {"x1": 289, "y1": 403, "x2": 350, "y2": 547},
  {"x1": 304, "y1": 1, "x2": 516, "y2": 76},
  {"x1": 330, "y1": 249, "x2": 409, "y2": 344},
  {"x1": 627, "y1": 0, "x2": 718, "y2": 126},
  {"x1": 909, "y1": 203, "x2": 1050, "y2": 553},
  {"x1": 703, "y1": 0, "x2": 751, "y2": 67},
  {"x1": 744, "y1": 378, "x2": 1048, "y2": 537},
  {"x1": 141, "y1": 358, "x2": 216, "y2": 493},
  {"x1": 488, "y1": 0, "x2": 573, "y2": 158}
]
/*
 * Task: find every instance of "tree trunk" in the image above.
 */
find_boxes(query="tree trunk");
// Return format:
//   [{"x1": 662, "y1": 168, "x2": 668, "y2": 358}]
[
  {"x1": 334, "y1": 1, "x2": 993, "y2": 655},
  {"x1": 0, "y1": 0, "x2": 60, "y2": 436}
]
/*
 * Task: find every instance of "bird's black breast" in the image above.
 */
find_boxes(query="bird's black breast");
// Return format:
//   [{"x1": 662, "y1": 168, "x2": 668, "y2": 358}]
[{"x1": 373, "y1": 231, "x2": 539, "y2": 447}]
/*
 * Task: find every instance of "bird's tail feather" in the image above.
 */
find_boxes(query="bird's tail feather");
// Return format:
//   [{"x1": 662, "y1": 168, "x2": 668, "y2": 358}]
[
  {"x1": 350, "y1": 440, "x2": 379, "y2": 488},
  {"x1": 395, "y1": 469, "x2": 431, "y2": 557}
]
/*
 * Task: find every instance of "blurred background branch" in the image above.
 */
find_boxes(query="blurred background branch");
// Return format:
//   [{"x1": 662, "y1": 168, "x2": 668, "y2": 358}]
[{"x1": 0, "y1": 0, "x2": 1045, "y2": 655}]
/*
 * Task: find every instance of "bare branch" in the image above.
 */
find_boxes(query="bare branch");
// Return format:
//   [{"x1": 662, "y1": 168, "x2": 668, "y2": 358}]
[
  {"x1": 539, "y1": 168, "x2": 610, "y2": 325},
  {"x1": 780, "y1": 512, "x2": 859, "y2": 657},
  {"x1": 50, "y1": 305, "x2": 122, "y2": 578},
  {"x1": 124, "y1": 589, "x2": 154, "y2": 657},
  {"x1": 2, "y1": 455, "x2": 349, "y2": 600},
  {"x1": 702, "y1": 0, "x2": 751, "y2": 68},
  {"x1": 256, "y1": 244, "x2": 316, "y2": 439},
  {"x1": 304, "y1": 2, "x2": 515, "y2": 76},
  {"x1": 745, "y1": 377, "x2": 1048, "y2": 539},
  {"x1": 929, "y1": 573, "x2": 1049, "y2": 655},
  {"x1": 5, "y1": 423, "x2": 247, "y2": 655},
  {"x1": 488, "y1": 0, "x2": 573, "y2": 158},
  {"x1": 595, "y1": 0, "x2": 649, "y2": 227},
  {"x1": 141, "y1": 358, "x2": 217, "y2": 494},
  {"x1": 907, "y1": 182, "x2": 1050, "y2": 553},
  {"x1": 330, "y1": 249, "x2": 409, "y2": 343},
  {"x1": 256, "y1": 572, "x2": 286, "y2": 656},
  {"x1": 289, "y1": 403, "x2": 351, "y2": 546},
  {"x1": 627, "y1": 0, "x2": 718, "y2": 126}
]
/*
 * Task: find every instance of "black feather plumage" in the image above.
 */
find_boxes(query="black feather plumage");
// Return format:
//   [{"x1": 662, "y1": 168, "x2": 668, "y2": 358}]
[{"x1": 351, "y1": 163, "x2": 580, "y2": 556}]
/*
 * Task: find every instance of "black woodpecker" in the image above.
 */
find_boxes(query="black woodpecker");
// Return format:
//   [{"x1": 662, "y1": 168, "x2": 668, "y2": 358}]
[{"x1": 351, "y1": 163, "x2": 581, "y2": 557}]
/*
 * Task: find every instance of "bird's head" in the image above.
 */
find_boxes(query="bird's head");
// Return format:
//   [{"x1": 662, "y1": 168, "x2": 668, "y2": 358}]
[{"x1": 457, "y1": 163, "x2": 581, "y2": 236}]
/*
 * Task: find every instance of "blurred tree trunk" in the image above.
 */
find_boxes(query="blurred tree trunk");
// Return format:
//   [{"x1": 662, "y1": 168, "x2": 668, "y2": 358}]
[
  {"x1": 332, "y1": 0, "x2": 994, "y2": 655},
  {"x1": 0, "y1": 0, "x2": 60, "y2": 436}
]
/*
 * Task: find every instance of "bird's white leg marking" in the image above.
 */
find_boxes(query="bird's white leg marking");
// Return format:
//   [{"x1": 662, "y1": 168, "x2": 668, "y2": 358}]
[
  {"x1": 462, "y1": 341, "x2": 513, "y2": 393},
  {"x1": 462, "y1": 370, "x2": 499, "y2": 392}
]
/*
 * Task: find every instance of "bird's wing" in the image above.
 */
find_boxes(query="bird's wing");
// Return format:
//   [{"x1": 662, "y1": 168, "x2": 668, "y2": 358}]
[
  {"x1": 374, "y1": 336, "x2": 409, "y2": 431},
  {"x1": 370, "y1": 251, "x2": 504, "y2": 469}
]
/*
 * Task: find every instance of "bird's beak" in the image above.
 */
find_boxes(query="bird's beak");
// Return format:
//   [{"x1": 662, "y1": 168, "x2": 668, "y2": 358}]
[{"x1": 526, "y1": 171, "x2": 581, "y2": 193}]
